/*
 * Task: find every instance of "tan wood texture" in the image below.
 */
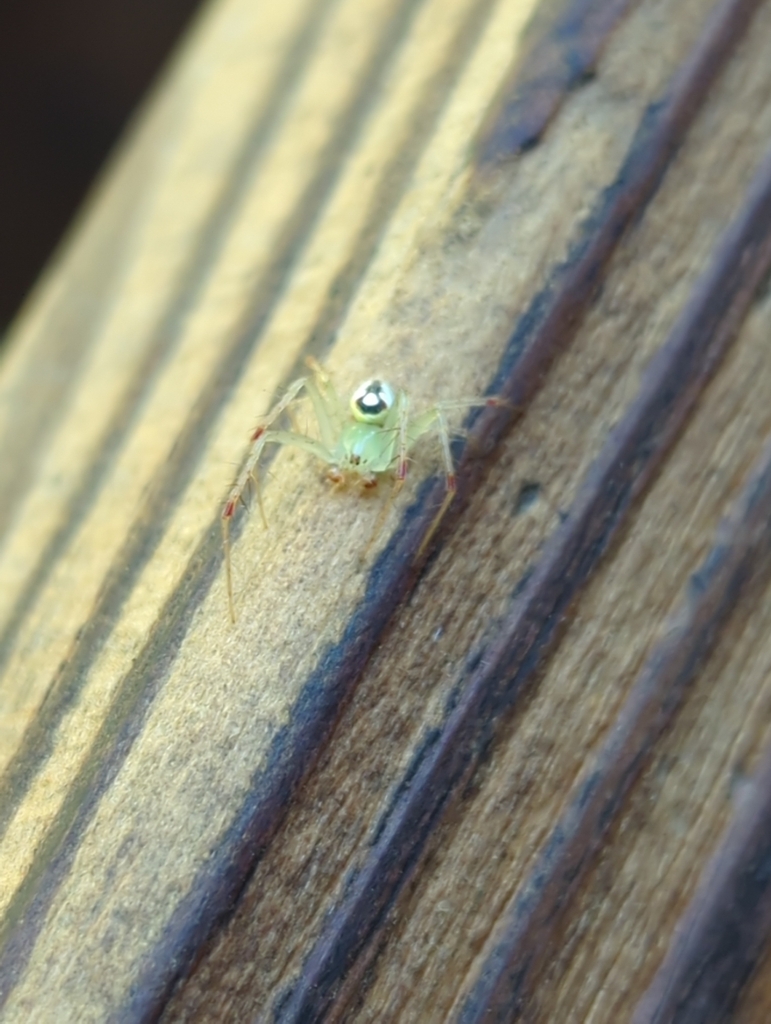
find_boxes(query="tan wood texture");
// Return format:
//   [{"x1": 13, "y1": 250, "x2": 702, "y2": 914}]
[{"x1": 1, "y1": 0, "x2": 771, "y2": 1019}]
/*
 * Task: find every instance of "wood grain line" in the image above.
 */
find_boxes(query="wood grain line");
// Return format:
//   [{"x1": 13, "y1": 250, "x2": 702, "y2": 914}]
[
  {"x1": 483, "y1": 0, "x2": 763, "y2": 405},
  {"x1": 0, "y1": 0, "x2": 732, "y2": 1011},
  {"x1": 0, "y1": 0, "x2": 340, "y2": 677},
  {"x1": 0, "y1": 0, "x2": 464, "y2": 1001},
  {"x1": 474, "y1": 0, "x2": 639, "y2": 166},
  {"x1": 271, "y1": 12, "x2": 771, "y2": 1023},
  {"x1": 222, "y1": 0, "x2": 504, "y2": 558},
  {"x1": 458, "y1": 368, "x2": 771, "y2": 1023},
  {"x1": 0, "y1": 0, "x2": 431, "y2": 836},
  {"x1": 0, "y1": 0, "x2": 758, "y2": 1018},
  {"x1": 631, "y1": 708, "x2": 771, "y2": 1023}
]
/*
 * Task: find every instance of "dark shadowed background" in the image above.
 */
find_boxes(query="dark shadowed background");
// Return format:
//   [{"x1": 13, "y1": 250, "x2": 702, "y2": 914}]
[{"x1": 0, "y1": 0, "x2": 203, "y2": 337}]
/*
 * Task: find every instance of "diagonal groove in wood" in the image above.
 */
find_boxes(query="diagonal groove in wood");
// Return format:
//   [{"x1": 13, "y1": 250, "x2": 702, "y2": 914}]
[
  {"x1": 0, "y1": 0, "x2": 432, "y2": 836},
  {"x1": 0, "y1": 0, "x2": 341, "y2": 678},
  {"x1": 0, "y1": 0, "x2": 763, "y2": 1018},
  {"x1": 217, "y1": 0, "x2": 504, "y2": 588},
  {"x1": 0, "y1": 0, "x2": 464, "y2": 1000},
  {"x1": 474, "y1": 0, "x2": 640, "y2": 166},
  {"x1": 631, "y1": 645, "x2": 771, "y2": 1021},
  {"x1": 459, "y1": 371, "x2": 771, "y2": 1024},
  {"x1": 271, "y1": 11, "x2": 771, "y2": 1024}
]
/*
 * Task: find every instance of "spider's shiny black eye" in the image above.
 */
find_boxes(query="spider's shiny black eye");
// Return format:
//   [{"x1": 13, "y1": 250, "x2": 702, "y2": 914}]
[{"x1": 350, "y1": 379, "x2": 395, "y2": 424}]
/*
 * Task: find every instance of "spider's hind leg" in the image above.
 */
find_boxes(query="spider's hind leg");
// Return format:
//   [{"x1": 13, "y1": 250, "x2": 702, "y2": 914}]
[
  {"x1": 410, "y1": 395, "x2": 507, "y2": 557},
  {"x1": 413, "y1": 406, "x2": 457, "y2": 556}
]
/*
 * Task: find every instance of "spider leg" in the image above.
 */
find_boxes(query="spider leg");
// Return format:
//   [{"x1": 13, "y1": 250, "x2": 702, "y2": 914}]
[
  {"x1": 304, "y1": 355, "x2": 334, "y2": 392},
  {"x1": 395, "y1": 390, "x2": 410, "y2": 487},
  {"x1": 400, "y1": 404, "x2": 458, "y2": 557},
  {"x1": 406, "y1": 395, "x2": 509, "y2": 557},
  {"x1": 422, "y1": 407, "x2": 458, "y2": 556},
  {"x1": 417, "y1": 396, "x2": 509, "y2": 423},
  {"x1": 225, "y1": 375, "x2": 311, "y2": 535},
  {"x1": 248, "y1": 375, "x2": 310, "y2": 440},
  {"x1": 221, "y1": 374, "x2": 335, "y2": 621},
  {"x1": 305, "y1": 356, "x2": 345, "y2": 448},
  {"x1": 222, "y1": 371, "x2": 326, "y2": 622}
]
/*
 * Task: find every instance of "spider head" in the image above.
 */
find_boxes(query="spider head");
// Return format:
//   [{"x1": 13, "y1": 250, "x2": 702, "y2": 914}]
[{"x1": 350, "y1": 379, "x2": 395, "y2": 424}]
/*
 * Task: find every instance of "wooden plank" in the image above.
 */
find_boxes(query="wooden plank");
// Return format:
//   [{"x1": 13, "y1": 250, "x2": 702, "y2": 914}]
[
  {"x1": 632, "y1": 727, "x2": 771, "y2": 1023},
  {"x1": 1, "y1": 0, "x2": 771, "y2": 1019},
  {"x1": 735, "y1": 911, "x2": 771, "y2": 1024}
]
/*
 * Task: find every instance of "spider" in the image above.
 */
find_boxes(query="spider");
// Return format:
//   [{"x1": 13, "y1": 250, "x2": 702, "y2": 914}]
[{"x1": 221, "y1": 356, "x2": 500, "y2": 621}]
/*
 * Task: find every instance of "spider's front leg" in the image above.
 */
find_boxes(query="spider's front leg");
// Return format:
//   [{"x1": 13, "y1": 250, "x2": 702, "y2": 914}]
[
  {"x1": 222, "y1": 375, "x2": 310, "y2": 531},
  {"x1": 221, "y1": 372, "x2": 336, "y2": 622},
  {"x1": 304, "y1": 356, "x2": 345, "y2": 449}
]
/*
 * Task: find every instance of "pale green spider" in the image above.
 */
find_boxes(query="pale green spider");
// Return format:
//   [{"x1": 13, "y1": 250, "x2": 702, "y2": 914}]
[{"x1": 222, "y1": 357, "x2": 499, "y2": 620}]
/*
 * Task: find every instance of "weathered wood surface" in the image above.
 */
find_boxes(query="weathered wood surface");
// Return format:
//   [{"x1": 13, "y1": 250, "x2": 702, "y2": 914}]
[{"x1": 1, "y1": 0, "x2": 771, "y2": 1019}]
